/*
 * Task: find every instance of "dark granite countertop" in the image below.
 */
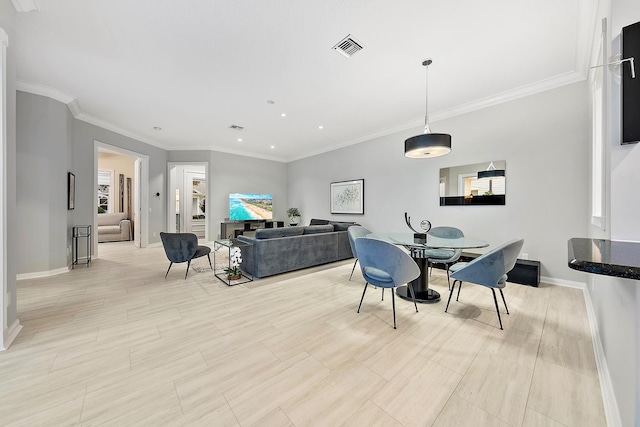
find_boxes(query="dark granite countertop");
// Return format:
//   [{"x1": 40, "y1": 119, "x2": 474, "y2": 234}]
[{"x1": 568, "y1": 238, "x2": 640, "y2": 280}]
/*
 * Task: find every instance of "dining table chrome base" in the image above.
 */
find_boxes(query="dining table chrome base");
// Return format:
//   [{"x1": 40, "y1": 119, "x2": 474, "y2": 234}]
[{"x1": 396, "y1": 285, "x2": 441, "y2": 304}]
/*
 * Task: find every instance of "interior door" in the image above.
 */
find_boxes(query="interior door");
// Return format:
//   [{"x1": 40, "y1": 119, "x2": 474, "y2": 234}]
[{"x1": 133, "y1": 158, "x2": 141, "y2": 248}]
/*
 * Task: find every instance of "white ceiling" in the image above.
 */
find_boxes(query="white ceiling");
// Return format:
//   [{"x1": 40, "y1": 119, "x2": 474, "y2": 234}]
[{"x1": 12, "y1": 0, "x2": 597, "y2": 162}]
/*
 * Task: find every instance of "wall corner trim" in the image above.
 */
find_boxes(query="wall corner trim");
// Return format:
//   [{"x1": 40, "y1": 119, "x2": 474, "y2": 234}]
[
  {"x1": 583, "y1": 286, "x2": 623, "y2": 427},
  {"x1": 0, "y1": 28, "x2": 8, "y2": 47},
  {"x1": 16, "y1": 267, "x2": 69, "y2": 281},
  {"x1": 1, "y1": 319, "x2": 23, "y2": 351}
]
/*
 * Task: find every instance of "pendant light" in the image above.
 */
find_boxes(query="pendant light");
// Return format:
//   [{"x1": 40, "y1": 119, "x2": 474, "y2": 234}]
[
  {"x1": 404, "y1": 59, "x2": 451, "y2": 158},
  {"x1": 477, "y1": 161, "x2": 505, "y2": 179}
]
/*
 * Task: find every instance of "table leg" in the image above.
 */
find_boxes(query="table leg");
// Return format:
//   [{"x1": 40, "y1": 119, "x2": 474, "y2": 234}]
[{"x1": 396, "y1": 255, "x2": 441, "y2": 303}]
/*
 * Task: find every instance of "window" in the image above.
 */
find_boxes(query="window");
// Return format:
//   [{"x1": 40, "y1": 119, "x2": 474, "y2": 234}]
[{"x1": 98, "y1": 170, "x2": 114, "y2": 213}]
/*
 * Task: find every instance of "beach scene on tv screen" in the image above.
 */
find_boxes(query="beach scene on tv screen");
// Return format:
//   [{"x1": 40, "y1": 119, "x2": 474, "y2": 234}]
[{"x1": 229, "y1": 193, "x2": 273, "y2": 220}]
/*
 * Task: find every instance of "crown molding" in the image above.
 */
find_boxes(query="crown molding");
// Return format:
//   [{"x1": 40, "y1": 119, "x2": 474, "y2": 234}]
[
  {"x1": 11, "y1": 0, "x2": 39, "y2": 12},
  {"x1": 170, "y1": 145, "x2": 286, "y2": 163},
  {"x1": 74, "y1": 111, "x2": 171, "y2": 151},
  {"x1": 16, "y1": 80, "x2": 75, "y2": 104},
  {"x1": 288, "y1": 70, "x2": 586, "y2": 162}
]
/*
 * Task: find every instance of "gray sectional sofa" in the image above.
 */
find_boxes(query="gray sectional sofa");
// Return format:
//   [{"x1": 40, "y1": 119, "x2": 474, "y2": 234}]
[{"x1": 236, "y1": 221, "x2": 356, "y2": 278}]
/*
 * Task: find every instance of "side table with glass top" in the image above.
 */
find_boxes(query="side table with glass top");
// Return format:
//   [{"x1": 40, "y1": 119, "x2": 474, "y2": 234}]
[{"x1": 213, "y1": 238, "x2": 253, "y2": 286}]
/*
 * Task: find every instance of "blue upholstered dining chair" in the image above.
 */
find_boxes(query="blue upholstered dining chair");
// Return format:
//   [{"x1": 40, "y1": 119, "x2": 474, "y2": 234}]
[
  {"x1": 347, "y1": 226, "x2": 372, "y2": 281},
  {"x1": 160, "y1": 232, "x2": 212, "y2": 279},
  {"x1": 355, "y1": 238, "x2": 420, "y2": 329},
  {"x1": 424, "y1": 226, "x2": 464, "y2": 287},
  {"x1": 445, "y1": 238, "x2": 524, "y2": 330}
]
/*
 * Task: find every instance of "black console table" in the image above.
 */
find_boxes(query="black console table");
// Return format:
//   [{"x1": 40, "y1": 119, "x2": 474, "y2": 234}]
[
  {"x1": 568, "y1": 238, "x2": 640, "y2": 280},
  {"x1": 220, "y1": 220, "x2": 285, "y2": 239},
  {"x1": 434, "y1": 251, "x2": 541, "y2": 287}
]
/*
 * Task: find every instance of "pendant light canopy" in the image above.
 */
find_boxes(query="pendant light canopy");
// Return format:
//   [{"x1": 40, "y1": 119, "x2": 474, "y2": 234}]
[{"x1": 404, "y1": 59, "x2": 451, "y2": 158}]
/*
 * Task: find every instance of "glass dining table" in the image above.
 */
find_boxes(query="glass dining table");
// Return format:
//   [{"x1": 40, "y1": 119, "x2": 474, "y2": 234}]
[{"x1": 366, "y1": 232, "x2": 489, "y2": 303}]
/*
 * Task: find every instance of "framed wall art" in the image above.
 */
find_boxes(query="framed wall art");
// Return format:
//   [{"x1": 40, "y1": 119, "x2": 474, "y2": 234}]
[{"x1": 330, "y1": 179, "x2": 364, "y2": 214}]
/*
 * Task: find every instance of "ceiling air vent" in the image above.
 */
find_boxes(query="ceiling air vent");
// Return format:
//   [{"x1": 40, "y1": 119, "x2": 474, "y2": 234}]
[
  {"x1": 332, "y1": 34, "x2": 364, "y2": 58},
  {"x1": 229, "y1": 125, "x2": 244, "y2": 130}
]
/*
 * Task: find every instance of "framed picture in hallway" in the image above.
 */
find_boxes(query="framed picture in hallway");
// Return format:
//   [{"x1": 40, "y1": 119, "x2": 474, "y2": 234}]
[
  {"x1": 67, "y1": 172, "x2": 75, "y2": 210},
  {"x1": 330, "y1": 179, "x2": 364, "y2": 214}
]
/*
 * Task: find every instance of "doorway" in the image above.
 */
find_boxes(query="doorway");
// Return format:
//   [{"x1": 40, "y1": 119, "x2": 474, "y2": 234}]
[
  {"x1": 94, "y1": 141, "x2": 149, "y2": 257},
  {"x1": 167, "y1": 163, "x2": 208, "y2": 240}
]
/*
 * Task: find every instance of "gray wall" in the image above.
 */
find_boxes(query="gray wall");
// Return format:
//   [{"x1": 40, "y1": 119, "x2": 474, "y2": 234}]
[
  {"x1": 1, "y1": 0, "x2": 18, "y2": 329},
  {"x1": 586, "y1": 1, "x2": 640, "y2": 425},
  {"x1": 72, "y1": 120, "x2": 168, "y2": 247},
  {"x1": 169, "y1": 150, "x2": 288, "y2": 239},
  {"x1": 288, "y1": 81, "x2": 589, "y2": 283},
  {"x1": 16, "y1": 92, "x2": 72, "y2": 273}
]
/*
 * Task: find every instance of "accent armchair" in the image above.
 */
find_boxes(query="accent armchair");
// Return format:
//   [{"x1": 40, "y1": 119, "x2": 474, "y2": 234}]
[{"x1": 160, "y1": 232, "x2": 212, "y2": 279}]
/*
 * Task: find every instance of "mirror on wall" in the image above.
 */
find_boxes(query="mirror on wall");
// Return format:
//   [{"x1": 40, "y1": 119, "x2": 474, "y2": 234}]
[{"x1": 439, "y1": 160, "x2": 506, "y2": 206}]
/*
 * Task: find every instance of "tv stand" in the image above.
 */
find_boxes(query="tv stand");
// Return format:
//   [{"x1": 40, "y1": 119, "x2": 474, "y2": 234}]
[{"x1": 220, "y1": 219, "x2": 285, "y2": 239}]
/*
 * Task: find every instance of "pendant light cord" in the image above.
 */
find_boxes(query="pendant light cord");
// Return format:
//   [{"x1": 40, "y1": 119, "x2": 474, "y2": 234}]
[{"x1": 423, "y1": 59, "x2": 432, "y2": 133}]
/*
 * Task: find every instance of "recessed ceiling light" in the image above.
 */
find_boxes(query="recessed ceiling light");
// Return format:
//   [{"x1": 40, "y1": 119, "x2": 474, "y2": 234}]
[
  {"x1": 318, "y1": 125, "x2": 324, "y2": 130},
  {"x1": 237, "y1": 138, "x2": 243, "y2": 142},
  {"x1": 270, "y1": 145, "x2": 275, "y2": 149},
  {"x1": 280, "y1": 113, "x2": 286, "y2": 117},
  {"x1": 153, "y1": 126, "x2": 162, "y2": 131}
]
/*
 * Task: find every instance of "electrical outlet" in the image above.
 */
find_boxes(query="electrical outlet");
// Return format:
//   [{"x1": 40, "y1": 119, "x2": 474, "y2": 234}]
[
  {"x1": 521, "y1": 253, "x2": 529, "y2": 260},
  {"x1": 5, "y1": 291, "x2": 10, "y2": 308}
]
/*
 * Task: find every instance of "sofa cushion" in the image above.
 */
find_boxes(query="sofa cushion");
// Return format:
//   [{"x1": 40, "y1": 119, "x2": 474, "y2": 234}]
[
  {"x1": 255, "y1": 226, "x2": 304, "y2": 239},
  {"x1": 99, "y1": 225, "x2": 122, "y2": 235},
  {"x1": 303, "y1": 225, "x2": 334, "y2": 235},
  {"x1": 309, "y1": 218, "x2": 330, "y2": 225},
  {"x1": 97, "y1": 212, "x2": 128, "y2": 226}
]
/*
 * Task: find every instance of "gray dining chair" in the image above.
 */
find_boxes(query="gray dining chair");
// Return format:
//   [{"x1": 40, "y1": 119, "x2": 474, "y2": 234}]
[
  {"x1": 445, "y1": 238, "x2": 524, "y2": 330},
  {"x1": 160, "y1": 232, "x2": 212, "y2": 279},
  {"x1": 424, "y1": 226, "x2": 464, "y2": 288},
  {"x1": 355, "y1": 237, "x2": 420, "y2": 329},
  {"x1": 347, "y1": 226, "x2": 372, "y2": 280}
]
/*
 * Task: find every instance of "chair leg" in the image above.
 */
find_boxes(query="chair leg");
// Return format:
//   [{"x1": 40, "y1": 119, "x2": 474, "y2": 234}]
[
  {"x1": 207, "y1": 254, "x2": 213, "y2": 271},
  {"x1": 165, "y1": 262, "x2": 173, "y2": 278},
  {"x1": 491, "y1": 289, "x2": 504, "y2": 330},
  {"x1": 446, "y1": 266, "x2": 451, "y2": 290},
  {"x1": 185, "y1": 260, "x2": 191, "y2": 279},
  {"x1": 499, "y1": 289, "x2": 509, "y2": 314},
  {"x1": 381, "y1": 288, "x2": 384, "y2": 301},
  {"x1": 456, "y1": 281, "x2": 463, "y2": 301},
  {"x1": 357, "y1": 282, "x2": 369, "y2": 313},
  {"x1": 349, "y1": 259, "x2": 358, "y2": 281},
  {"x1": 391, "y1": 289, "x2": 397, "y2": 329},
  {"x1": 445, "y1": 279, "x2": 459, "y2": 312},
  {"x1": 407, "y1": 283, "x2": 419, "y2": 313}
]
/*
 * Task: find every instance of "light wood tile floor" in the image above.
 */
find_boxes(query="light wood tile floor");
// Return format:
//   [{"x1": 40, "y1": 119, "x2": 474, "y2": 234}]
[{"x1": 2, "y1": 242, "x2": 607, "y2": 426}]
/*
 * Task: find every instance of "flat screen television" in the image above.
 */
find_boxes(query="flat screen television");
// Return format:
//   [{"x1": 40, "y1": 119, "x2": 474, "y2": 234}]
[{"x1": 229, "y1": 193, "x2": 273, "y2": 220}]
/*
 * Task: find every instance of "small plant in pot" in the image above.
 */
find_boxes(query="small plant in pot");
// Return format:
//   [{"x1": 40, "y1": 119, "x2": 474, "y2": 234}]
[
  {"x1": 225, "y1": 247, "x2": 243, "y2": 280},
  {"x1": 287, "y1": 207, "x2": 301, "y2": 226}
]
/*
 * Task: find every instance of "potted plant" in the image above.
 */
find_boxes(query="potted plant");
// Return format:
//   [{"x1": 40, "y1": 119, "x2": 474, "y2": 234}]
[
  {"x1": 224, "y1": 247, "x2": 243, "y2": 280},
  {"x1": 287, "y1": 207, "x2": 301, "y2": 226}
]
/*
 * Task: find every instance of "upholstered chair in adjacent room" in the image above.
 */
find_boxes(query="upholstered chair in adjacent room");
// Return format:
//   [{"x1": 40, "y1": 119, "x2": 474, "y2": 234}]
[
  {"x1": 347, "y1": 225, "x2": 372, "y2": 280},
  {"x1": 355, "y1": 237, "x2": 420, "y2": 329},
  {"x1": 445, "y1": 238, "x2": 524, "y2": 330},
  {"x1": 160, "y1": 232, "x2": 212, "y2": 279}
]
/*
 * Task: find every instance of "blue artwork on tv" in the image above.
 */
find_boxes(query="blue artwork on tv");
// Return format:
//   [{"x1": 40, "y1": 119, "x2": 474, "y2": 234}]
[{"x1": 229, "y1": 193, "x2": 273, "y2": 220}]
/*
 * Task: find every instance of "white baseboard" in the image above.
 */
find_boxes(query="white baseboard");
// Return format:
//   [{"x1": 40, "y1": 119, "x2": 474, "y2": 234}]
[
  {"x1": 582, "y1": 286, "x2": 622, "y2": 427},
  {"x1": 540, "y1": 275, "x2": 585, "y2": 289},
  {"x1": 1, "y1": 319, "x2": 23, "y2": 351},
  {"x1": 17, "y1": 266, "x2": 69, "y2": 281},
  {"x1": 148, "y1": 242, "x2": 162, "y2": 248}
]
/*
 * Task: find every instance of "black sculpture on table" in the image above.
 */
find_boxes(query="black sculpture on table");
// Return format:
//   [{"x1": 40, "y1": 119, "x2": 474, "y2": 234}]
[{"x1": 404, "y1": 212, "x2": 431, "y2": 244}]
